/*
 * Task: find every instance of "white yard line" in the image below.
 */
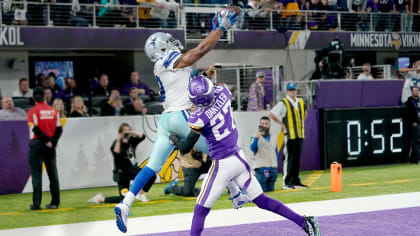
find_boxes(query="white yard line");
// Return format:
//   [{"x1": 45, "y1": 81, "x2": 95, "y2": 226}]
[{"x1": 1, "y1": 192, "x2": 420, "y2": 236}]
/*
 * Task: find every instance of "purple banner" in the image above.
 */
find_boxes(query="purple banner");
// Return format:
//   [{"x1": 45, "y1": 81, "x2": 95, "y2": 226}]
[
  {"x1": 0, "y1": 121, "x2": 31, "y2": 195},
  {"x1": 1, "y1": 26, "x2": 419, "y2": 51},
  {"x1": 0, "y1": 26, "x2": 184, "y2": 49},
  {"x1": 315, "y1": 80, "x2": 404, "y2": 109}
]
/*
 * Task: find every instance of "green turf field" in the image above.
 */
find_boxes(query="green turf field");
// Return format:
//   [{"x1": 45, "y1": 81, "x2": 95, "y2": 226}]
[{"x1": 0, "y1": 163, "x2": 419, "y2": 230}]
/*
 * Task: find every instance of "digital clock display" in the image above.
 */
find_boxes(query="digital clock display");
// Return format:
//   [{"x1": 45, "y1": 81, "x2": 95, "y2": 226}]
[{"x1": 321, "y1": 107, "x2": 405, "y2": 168}]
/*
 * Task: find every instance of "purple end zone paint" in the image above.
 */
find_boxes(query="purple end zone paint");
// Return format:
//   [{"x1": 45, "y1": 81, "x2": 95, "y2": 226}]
[{"x1": 143, "y1": 207, "x2": 420, "y2": 236}]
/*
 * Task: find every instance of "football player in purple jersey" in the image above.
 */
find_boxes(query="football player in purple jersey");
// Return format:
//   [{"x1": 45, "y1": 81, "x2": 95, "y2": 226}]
[{"x1": 169, "y1": 75, "x2": 321, "y2": 236}]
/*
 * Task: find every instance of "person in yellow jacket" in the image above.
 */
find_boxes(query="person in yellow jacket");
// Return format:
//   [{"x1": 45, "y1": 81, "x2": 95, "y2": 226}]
[{"x1": 269, "y1": 82, "x2": 307, "y2": 190}]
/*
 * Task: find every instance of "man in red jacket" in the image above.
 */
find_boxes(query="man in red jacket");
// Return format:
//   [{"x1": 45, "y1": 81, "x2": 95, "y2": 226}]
[{"x1": 27, "y1": 87, "x2": 63, "y2": 210}]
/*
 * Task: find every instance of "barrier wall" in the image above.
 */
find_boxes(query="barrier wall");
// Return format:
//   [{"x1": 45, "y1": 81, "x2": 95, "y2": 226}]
[{"x1": 0, "y1": 112, "x2": 320, "y2": 195}]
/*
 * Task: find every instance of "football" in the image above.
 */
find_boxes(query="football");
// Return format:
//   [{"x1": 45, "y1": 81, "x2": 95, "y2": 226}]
[{"x1": 214, "y1": 6, "x2": 241, "y2": 26}]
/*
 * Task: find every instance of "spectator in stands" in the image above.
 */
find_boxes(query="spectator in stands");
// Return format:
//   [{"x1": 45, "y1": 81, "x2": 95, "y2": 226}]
[
  {"x1": 344, "y1": 69, "x2": 352, "y2": 79},
  {"x1": 400, "y1": 59, "x2": 420, "y2": 103},
  {"x1": 12, "y1": 78, "x2": 33, "y2": 98},
  {"x1": 102, "y1": 89, "x2": 125, "y2": 116},
  {"x1": 278, "y1": 0, "x2": 302, "y2": 29},
  {"x1": 245, "y1": 0, "x2": 271, "y2": 30},
  {"x1": 203, "y1": 65, "x2": 216, "y2": 80},
  {"x1": 121, "y1": 72, "x2": 151, "y2": 96},
  {"x1": 164, "y1": 151, "x2": 211, "y2": 197},
  {"x1": 261, "y1": 0, "x2": 281, "y2": 27},
  {"x1": 69, "y1": 96, "x2": 90, "y2": 117},
  {"x1": 96, "y1": 0, "x2": 122, "y2": 27},
  {"x1": 317, "y1": 0, "x2": 336, "y2": 30},
  {"x1": 44, "y1": 88, "x2": 53, "y2": 106},
  {"x1": 0, "y1": 96, "x2": 27, "y2": 120},
  {"x1": 247, "y1": 71, "x2": 266, "y2": 111},
  {"x1": 52, "y1": 98, "x2": 67, "y2": 118},
  {"x1": 124, "y1": 87, "x2": 139, "y2": 106},
  {"x1": 304, "y1": 0, "x2": 321, "y2": 30},
  {"x1": 88, "y1": 123, "x2": 154, "y2": 203},
  {"x1": 46, "y1": 73, "x2": 64, "y2": 99},
  {"x1": 36, "y1": 74, "x2": 47, "y2": 87},
  {"x1": 357, "y1": 63, "x2": 374, "y2": 80},
  {"x1": 93, "y1": 73, "x2": 111, "y2": 96},
  {"x1": 404, "y1": 86, "x2": 420, "y2": 164},
  {"x1": 63, "y1": 78, "x2": 80, "y2": 102},
  {"x1": 346, "y1": 0, "x2": 369, "y2": 31},
  {"x1": 69, "y1": 0, "x2": 91, "y2": 27},
  {"x1": 368, "y1": 0, "x2": 397, "y2": 32},
  {"x1": 250, "y1": 116, "x2": 278, "y2": 192},
  {"x1": 124, "y1": 98, "x2": 148, "y2": 115},
  {"x1": 119, "y1": 0, "x2": 137, "y2": 27},
  {"x1": 149, "y1": 0, "x2": 180, "y2": 28},
  {"x1": 394, "y1": 0, "x2": 413, "y2": 32}
]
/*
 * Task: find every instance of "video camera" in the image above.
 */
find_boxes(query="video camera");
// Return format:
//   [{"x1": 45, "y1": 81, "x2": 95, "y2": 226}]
[{"x1": 312, "y1": 37, "x2": 347, "y2": 80}]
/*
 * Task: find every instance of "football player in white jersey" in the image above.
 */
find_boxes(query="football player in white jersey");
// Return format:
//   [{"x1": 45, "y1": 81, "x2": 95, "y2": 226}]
[{"x1": 114, "y1": 10, "x2": 244, "y2": 233}]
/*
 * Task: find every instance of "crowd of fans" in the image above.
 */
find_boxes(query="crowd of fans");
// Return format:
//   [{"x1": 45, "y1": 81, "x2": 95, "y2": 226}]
[
  {"x1": 0, "y1": 71, "x2": 155, "y2": 121},
  {"x1": 2, "y1": 0, "x2": 420, "y2": 31}
]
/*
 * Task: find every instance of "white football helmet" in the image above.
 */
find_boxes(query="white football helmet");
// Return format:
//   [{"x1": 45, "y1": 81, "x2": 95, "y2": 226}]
[{"x1": 144, "y1": 32, "x2": 184, "y2": 63}]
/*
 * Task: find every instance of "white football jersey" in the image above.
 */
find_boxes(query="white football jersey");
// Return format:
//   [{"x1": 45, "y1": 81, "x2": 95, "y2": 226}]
[{"x1": 154, "y1": 50, "x2": 193, "y2": 112}]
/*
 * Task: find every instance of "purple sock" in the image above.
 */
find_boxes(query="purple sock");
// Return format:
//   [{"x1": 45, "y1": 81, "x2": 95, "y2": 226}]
[
  {"x1": 253, "y1": 193, "x2": 305, "y2": 229},
  {"x1": 191, "y1": 204, "x2": 210, "y2": 236}
]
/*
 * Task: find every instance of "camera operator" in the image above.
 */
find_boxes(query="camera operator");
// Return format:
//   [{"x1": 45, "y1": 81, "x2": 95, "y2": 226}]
[
  {"x1": 312, "y1": 38, "x2": 348, "y2": 80},
  {"x1": 88, "y1": 123, "x2": 156, "y2": 204},
  {"x1": 249, "y1": 116, "x2": 278, "y2": 192}
]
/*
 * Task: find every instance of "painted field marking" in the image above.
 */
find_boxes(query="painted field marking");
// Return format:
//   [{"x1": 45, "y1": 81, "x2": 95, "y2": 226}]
[
  {"x1": 273, "y1": 188, "x2": 304, "y2": 193},
  {"x1": 0, "y1": 212, "x2": 23, "y2": 216},
  {"x1": 184, "y1": 197, "x2": 197, "y2": 201},
  {"x1": 88, "y1": 204, "x2": 116, "y2": 208},
  {"x1": 39, "y1": 208, "x2": 76, "y2": 213},
  {"x1": 349, "y1": 183, "x2": 377, "y2": 187},
  {"x1": 302, "y1": 170, "x2": 324, "y2": 187},
  {"x1": 385, "y1": 179, "x2": 413, "y2": 184},
  {"x1": 310, "y1": 186, "x2": 330, "y2": 190},
  {"x1": 137, "y1": 200, "x2": 173, "y2": 205}
]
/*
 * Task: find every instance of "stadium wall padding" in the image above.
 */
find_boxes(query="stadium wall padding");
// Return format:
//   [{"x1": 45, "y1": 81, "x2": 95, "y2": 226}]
[{"x1": 0, "y1": 112, "x2": 321, "y2": 195}]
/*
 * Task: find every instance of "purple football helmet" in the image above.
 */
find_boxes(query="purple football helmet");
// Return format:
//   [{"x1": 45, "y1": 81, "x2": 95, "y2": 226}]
[{"x1": 188, "y1": 75, "x2": 215, "y2": 108}]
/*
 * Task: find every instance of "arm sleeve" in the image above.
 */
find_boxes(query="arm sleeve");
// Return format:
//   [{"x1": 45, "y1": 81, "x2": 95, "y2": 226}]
[
  {"x1": 32, "y1": 127, "x2": 52, "y2": 144},
  {"x1": 174, "y1": 130, "x2": 201, "y2": 155},
  {"x1": 52, "y1": 113, "x2": 62, "y2": 147},
  {"x1": 271, "y1": 101, "x2": 286, "y2": 120},
  {"x1": 130, "y1": 135, "x2": 146, "y2": 147},
  {"x1": 250, "y1": 137, "x2": 259, "y2": 154},
  {"x1": 52, "y1": 127, "x2": 63, "y2": 147}
]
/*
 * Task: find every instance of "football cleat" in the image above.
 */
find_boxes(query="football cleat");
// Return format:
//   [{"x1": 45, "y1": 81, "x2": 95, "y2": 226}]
[
  {"x1": 114, "y1": 203, "x2": 130, "y2": 233},
  {"x1": 136, "y1": 193, "x2": 149, "y2": 202},
  {"x1": 304, "y1": 216, "x2": 321, "y2": 236},
  {"x1": 88, "y1": 193, "x2": 104, "y2": 204},
  {"x1": 164, "y1": 180, "x2": 178, "y2": 195},
  {"x1": 231, "y1": 191, "x2": 250, "y2": 209}
]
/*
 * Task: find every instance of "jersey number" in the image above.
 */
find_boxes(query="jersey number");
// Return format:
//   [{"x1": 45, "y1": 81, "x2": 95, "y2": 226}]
[{"x1": 209, "y1": 102, "x2": 236, "y2": 141}]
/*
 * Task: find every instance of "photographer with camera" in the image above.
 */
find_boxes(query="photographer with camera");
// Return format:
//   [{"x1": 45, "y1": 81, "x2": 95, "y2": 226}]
[
  {"x1": 88, "y1": 123, "x2": 156, "y2": 204},
  {"x1": 249, "y1": 116, "x2": 278, "y2": 192},
  {"x1": 312, "y1": 37, "x2": 348, "y2": 80}
]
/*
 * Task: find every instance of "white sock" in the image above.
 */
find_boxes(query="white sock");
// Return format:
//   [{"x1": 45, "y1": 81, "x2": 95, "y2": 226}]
[
  {"x1": 123, "y1": 192, "x2": 135, "y2": 207},
  {"x1": 226, "y1": 180, "x2": 240, "y2": 197}
]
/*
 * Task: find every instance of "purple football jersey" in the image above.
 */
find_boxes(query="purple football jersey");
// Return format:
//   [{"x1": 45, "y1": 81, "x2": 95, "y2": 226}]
[{"x1": 188, "y1": 85, "x2": 240, "y2": 160}]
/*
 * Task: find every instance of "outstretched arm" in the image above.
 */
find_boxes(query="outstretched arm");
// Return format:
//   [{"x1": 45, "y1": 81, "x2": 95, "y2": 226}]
[
  {"x1": 174, "y1": 11, "x2": 238, "y2": 69},
  {"x1": 174, "y1": 29, "x2": 224, "y2": 69}
]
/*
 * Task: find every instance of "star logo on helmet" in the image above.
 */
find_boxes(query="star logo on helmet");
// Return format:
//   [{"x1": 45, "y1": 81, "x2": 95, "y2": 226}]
[{"x1": 151, "y1": 37, "x2": 156, "y2": 46}]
